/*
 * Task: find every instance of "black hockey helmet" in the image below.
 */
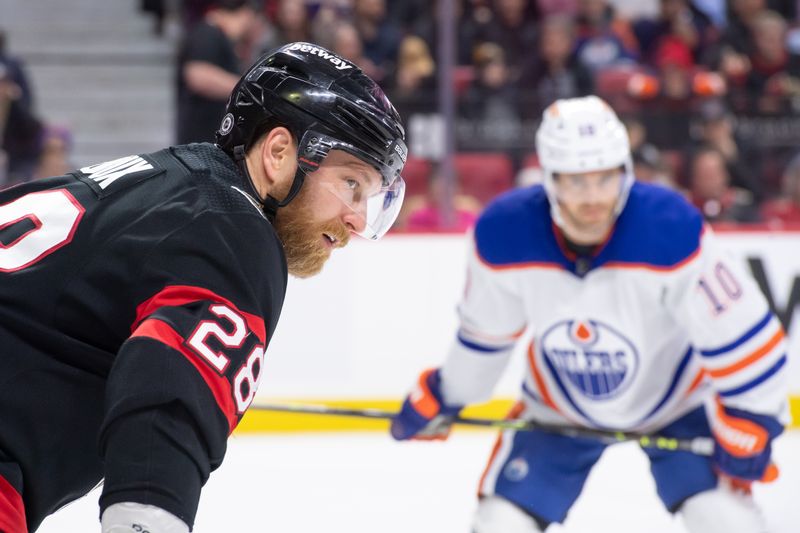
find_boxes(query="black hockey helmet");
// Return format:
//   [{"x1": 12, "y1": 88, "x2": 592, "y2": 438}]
[{"x1": 216, "y1": 42, "x2": 408, "y2": 238}]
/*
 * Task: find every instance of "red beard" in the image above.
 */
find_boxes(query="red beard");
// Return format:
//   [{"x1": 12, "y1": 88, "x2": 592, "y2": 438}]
[{"x1": 273, "y1": 186, "x2": 351, "y2": 278}]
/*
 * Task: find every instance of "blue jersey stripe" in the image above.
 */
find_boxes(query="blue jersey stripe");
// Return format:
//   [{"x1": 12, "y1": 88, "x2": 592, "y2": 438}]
[
  {"x1": 700, "y1": 310, "x2": 772, "y2": 357},
  {"x1": 640, "y1": 346, "x2": 693, "y2": 422},
  {"x1": 457, "y1": 332, "x2": 512, "y2": 354},
  {"x1": 719, "y1": 354, "x2": 787, "y2": 397},
  {"x1": 522, "y1": 381, "x2": 543, "y2": 404}
]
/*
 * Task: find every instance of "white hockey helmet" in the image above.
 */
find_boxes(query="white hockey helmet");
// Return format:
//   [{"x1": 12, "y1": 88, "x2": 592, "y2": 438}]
[{"x1": 535, "y1": 95, "x2": 634, "y2": 227}]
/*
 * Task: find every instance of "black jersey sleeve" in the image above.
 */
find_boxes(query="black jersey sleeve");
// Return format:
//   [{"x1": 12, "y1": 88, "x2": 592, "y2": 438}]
[{"x1": 98, "y1": 210, "x2": 286, "y2": 526}]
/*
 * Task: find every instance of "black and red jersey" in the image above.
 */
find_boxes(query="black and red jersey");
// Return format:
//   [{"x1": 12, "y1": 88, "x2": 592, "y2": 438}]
[{"x1": 0, "y1": 143, "x2": 287, "y2": 530}]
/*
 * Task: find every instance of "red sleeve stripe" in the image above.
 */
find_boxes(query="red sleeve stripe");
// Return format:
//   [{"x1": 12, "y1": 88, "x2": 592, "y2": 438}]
[
  {"x1": 131, "y1": 318, "x2": 238, "y2": 433},
  {"x1": 134, "y1": 285, "x2": 266, "y2": 342},
  {"x1": 0, "y1": 474, "x2": 26, "y2": 533}
]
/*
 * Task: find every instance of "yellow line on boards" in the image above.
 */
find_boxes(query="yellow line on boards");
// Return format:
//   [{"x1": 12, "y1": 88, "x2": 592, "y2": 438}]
[
  {"x1": 235, "y1": 396, "x2": 800, "y2": 434},
  {"x1": 236, "y1": 399, "x2": 517, "y2": 433}
]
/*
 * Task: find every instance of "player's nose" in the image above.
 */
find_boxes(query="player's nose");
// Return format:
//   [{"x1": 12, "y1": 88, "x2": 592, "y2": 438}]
[{"x1": 342, "y1": 208, "x2": 367, "y2": 235}]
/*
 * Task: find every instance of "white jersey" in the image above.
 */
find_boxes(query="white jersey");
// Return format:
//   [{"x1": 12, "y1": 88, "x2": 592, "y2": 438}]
[{"x1": 440, "y1": 182, "x2": 789, "y2": 433}]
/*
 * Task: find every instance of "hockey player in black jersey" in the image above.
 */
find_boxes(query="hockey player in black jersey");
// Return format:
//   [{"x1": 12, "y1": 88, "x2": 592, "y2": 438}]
[{"x1": 0, "y1": 41, "x2": 406, "y2": 532}]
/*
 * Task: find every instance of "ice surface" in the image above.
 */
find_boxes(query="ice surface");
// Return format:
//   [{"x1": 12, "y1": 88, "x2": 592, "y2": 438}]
[{"x1": 39, "y1": 431, "x2": 799, "y2": 532}]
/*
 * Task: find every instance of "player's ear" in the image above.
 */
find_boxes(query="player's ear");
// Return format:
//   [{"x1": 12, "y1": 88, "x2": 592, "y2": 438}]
[{"x1": 259, "y1": 126, "x2": 296, "y2": 187}]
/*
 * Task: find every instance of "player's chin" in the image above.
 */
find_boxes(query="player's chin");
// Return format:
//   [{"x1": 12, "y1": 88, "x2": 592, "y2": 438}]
[
  {"x1": 288, "y1": 255, "x2": 328, "y2": 278},
  {"x1": 286, "y1": 241, "x2": 332, "y2": 278},
  {"x1": 577, "y1": 209, "x2": 614, "y2": 228}
]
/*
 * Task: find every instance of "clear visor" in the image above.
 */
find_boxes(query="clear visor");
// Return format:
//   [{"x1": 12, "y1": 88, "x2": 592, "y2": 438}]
[
  {"x1": 320, "y1": 177, "x2": 405, "y2": 240},
  {"x1": 297, "y1": 131, "x2": 407, "y2": 240},
  {"x1": 552, "y1": 168, "x2": 626, "y2": 201}
]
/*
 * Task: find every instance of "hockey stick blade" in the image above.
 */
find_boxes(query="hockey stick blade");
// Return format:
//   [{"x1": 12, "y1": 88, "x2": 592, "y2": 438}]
[{"x1": 250, "y1": 402, "x2": 715, "y2": 456}]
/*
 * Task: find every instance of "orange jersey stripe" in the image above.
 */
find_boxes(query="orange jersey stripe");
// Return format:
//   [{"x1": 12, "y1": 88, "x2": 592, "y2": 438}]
[
  {"x1": 685, "y1": 369, "x2": 707, "y2": 396},
  {"x1": 460, "y1": 324, "x2": 527, "y2": 344},
  {"x1": 527, "y1": 342, "x2": 561, "y2": 413},
  {"x1": 477, "y1": 432, "x2": 506, "y2": 497},
  {"x1": 708, "y1": 330, "x2": 784, "y2": 379},
  {"x1": 476, "y1": 402, "x2": 526, "y2": 497}
]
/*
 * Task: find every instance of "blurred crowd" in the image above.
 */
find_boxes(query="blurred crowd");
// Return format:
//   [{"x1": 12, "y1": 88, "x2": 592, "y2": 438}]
[
  {"x1": 2, "y1": 0, "x2": 800, "y2": 229},
  {"x1": 171, "y1": 0, "x2": 800, "y2": 229},
  {"x1": 0, "y1": 30, "x2": 73, "y2": 188}
]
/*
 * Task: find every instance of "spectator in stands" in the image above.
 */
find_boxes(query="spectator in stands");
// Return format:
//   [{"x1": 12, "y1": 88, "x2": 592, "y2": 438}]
[
  {"x1": 384, "y1": 35, "x2": 438, "y2": 119},
  {"x1": 724, "y1": 0, "x2": 766, "y2": 54},
  {"x1": 0, "y1": 30, "x2": 33, "y2": 110},
  {"x1": 399, "y1": 168, "x2": 482, "y2": 232},
  {"x1": 701, "y1": 0, "x2": 765, "y2": 96},
  {"x1": 0, "y1": 30, "x2": 42, "y2": 185},
  {"x1": 744, "y1": 10, "x2": 800, "y2": 113},
  {"x1": 176, "y1": 0, "x2": 258, "y2": 144},
  {"x1": 693, "y1": 0, "x2": 726, "y2": 28},
  {"x1": 473, "y1": 0, "x2": 540, "y2": 70},
  {"x1": 410, "y1": 0, "x2": 481, "y2": 65},
  {"x1": 386, "y1": 0, "x2": 431, "y2": 32},
  {"x1": 180, "y1": 0, "x2": 214, "y2": 27},
  {"x1": 351, "y1": 0, "x2": 403, "y2": 76},
  {"x1": 537, "y1": 0, "x2": 579, "y2": 17},
  {"x1": 141, "y1": 0, "x2": 168, "y2": 36},
  {"x1": 459, "y1": 43, "x2": 522, "y2": 150},
  {"x1": 519, "y1": 14, "x2": 594, "y2": 116},
  {"x1": 573, "y1": 0, "x2": 639, "y2": 72},
  {"x1": 761, "y1": 153, "x2": 800, "y2": 225},
  {"x1": 654, "y1": 35, "x2": 695, "y2": 103},
  {"x1": 259, "y1": 0, "x2": 314, "y2": 53},
  {"x1": 689, "y1": 98, "x2": 762, "y2": 199},
  {"x1": 633, "y1": 0, "x2": 715, "y2": 65},
  {"x1": 32, "y1": 125, "x2": 73, "y2": 181},
  {"x1": 634, "y1": 144, "x2": 678, "y2": 189},
  {"x1": 624, "y1": 116, "x2": 676, "y2": 189},
  {"x1": 330, "y1": 22, "x2": 383, "y2": 82},
  {"x1": 688, "y1": 145, "x2": 760, "y2": 222},
  {"x1": 627, "y1": 39, "x2": 695, "y2": 146}
]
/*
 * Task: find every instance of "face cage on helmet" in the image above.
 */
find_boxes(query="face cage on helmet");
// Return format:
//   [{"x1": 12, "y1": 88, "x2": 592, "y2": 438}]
[{"x1": 296, "y1": 130, "x2": 407, "y2": 240}]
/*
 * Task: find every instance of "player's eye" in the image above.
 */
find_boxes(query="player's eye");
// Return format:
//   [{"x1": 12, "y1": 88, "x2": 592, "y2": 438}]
[
  {"x1": 344, "y1": 177, "x2": 360, "y2": 191},
  {"x1": 568, "y1": 176, "x2": 587, "y2": 189},
  {"x1": 600, "y1": 173, "x2": 619, "y2": 186}
]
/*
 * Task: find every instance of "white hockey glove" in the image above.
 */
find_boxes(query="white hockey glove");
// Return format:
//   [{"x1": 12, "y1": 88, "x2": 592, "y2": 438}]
[{"x1": 101, "y1": 502, "x2": 189, "y2": 533}]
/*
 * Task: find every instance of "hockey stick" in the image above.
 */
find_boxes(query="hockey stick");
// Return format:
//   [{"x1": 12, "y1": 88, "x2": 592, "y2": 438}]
[{"x1": 250, "y1": 402, "x2": 716, "y2": 456}]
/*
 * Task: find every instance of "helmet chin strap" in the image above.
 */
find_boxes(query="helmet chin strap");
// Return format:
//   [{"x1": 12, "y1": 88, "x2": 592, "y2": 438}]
[{"x1": 233, "y1": 145, "x2": 307, "y2": 220}]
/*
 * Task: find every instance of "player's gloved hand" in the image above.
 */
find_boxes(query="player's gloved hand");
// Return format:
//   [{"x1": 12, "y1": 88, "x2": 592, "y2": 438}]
[
  {"x1": 709, "y1": 399, "x2": 784, "y2": 483},
  {"x1": 390, "y1": 368, "x2": 463, "y2": 441}
]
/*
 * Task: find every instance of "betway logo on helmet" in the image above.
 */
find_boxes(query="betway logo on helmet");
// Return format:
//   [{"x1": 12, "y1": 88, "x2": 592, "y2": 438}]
[{"x1": 288, "y1": 43, "x2": 352, "y2": 71}]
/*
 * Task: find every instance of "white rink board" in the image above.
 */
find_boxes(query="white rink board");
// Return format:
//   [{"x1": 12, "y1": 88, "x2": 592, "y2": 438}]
[
  {"x1": 39, "y1": 432, "x2": 800, "y2": 532},
  {"x1": 260, "y1": 232, "x2": 800, "y2": 401}
]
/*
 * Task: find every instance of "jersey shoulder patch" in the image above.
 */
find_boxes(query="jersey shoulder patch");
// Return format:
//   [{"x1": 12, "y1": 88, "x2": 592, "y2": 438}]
[
  {"x1": 600, "y1": 182, "x2": 704, "y2": 269},
  {"x1": 474, "y1": 185, "x2": 567, "y2": 268}
]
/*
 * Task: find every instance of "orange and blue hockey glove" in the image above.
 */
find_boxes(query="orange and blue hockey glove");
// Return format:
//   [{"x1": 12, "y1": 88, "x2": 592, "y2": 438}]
[
  {"x1": 709, "y1": 399, "x2": 783, "y2": 484},
  {"x1": 390, "y1": 368, "x2": 463, "y2": 441}
]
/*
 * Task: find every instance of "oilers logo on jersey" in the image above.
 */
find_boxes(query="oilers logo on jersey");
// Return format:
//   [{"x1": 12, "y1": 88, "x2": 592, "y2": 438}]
[{"x1": 541, "y1": 319, "x2": 639, "y2": 401}]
